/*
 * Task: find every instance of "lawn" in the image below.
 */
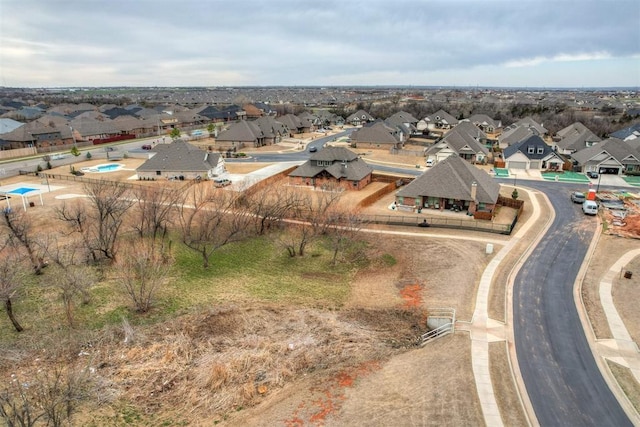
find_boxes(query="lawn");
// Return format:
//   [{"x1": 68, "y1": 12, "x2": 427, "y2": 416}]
[
  {"x1": 541, "y1": 171, "x2": 590, "y2": 183},
  {"x1": 623, "y1": 175, "x2": 640, "y2": 187}
]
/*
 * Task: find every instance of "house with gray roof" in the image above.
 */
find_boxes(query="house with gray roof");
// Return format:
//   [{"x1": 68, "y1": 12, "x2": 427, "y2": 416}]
[
  {"x1": 252, "y1": 116, "x2": 289, "y2": 144},
  {"x1": 395, "y1": 154, "x2": 500, "y2": 215},
  {"x1": 498, "y1": 125, "x2": 535, "y2": 149},
  {"x1": 349, "y1": 121, "x2": 403, "y2": 149},
  {"x1": 0, "y1": 118, "x2": 24, "y2": 135},
  {"x1": 466, "y1": 114, "x2": 502, "y2": 135},
  {"x1": 422, "y1": 109, "x2": 459, "y2": 132},
  {"x1": 571, "y1": 138, "x2": 640, "y2": 175},
  {"x1": 136, "y1": 140, "x2": 225, "y2": 181},
  {"x1": 0, "y1": 119, "x2": 73, "y2": 149},
  {"x1": 277, "y1": 114, "x2": 304, "y2": 135},
  {"x1": 216, "y1": 120, "x2": 264, "y2": 148},
  {"x1": 425, "y1": 122, "x2": 489, "y2": 165},
  {"x1": 554, "y1": 122, "x2": 601, "y2": 155},
  {"x1": 503, "y1": 135, "x2": 565, "y2": 171},
  {"x1": 288, "y1": 147, "x2": 373, "y2": 190},
  {"x1": 346, "y1": 110, "x2": 375, "y2": 126},
  {"x1": 69, "y1": 117, "x2": 121, "y2": 143},
  {"x1": 610, "y1": 123, "x2": 640, "y2": 142}
]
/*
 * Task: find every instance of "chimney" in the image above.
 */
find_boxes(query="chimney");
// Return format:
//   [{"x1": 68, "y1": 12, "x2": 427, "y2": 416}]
[{"x1": 470, "y1": 181, "x2": 477, "y2": 202}]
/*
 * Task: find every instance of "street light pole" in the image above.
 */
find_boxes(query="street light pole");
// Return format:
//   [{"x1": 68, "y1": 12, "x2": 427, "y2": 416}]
[
  {"x1": 514, "y1": 173, "x2": 517, "y2": 188},
  {"x1": 596, "y1": 170, "x2": 602, "y2": 193}
]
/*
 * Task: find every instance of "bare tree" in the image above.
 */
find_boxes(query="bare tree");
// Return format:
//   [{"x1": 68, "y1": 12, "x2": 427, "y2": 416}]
[
  {"x1": 130, "y1": 184, "x2": 185, "y2": 241},
  {"x1": 115, "y1": 237, "x2": 173, "y2": 313},
  {"x1": 178, "y1": 184, "x2": 251, "y2": 269},
  {"x1": 323, "y1": 208, "x2": 365, "y2": 266},
  {"x1": 81, "y1": 180, "x2": 134, "y2": 262},
  {"x1": 1, "y1": 209, "x2": 46, "y2": 274},
  {"x1": 0, "y1": 366, "x2": 90, "y2": 427},
  {"x1": 0, "y1": 249, "x2": 30, "y2": 332},
  {"x1": 241, "y1": 185, "x2": 307, "y2": 235},
  {"x1": 46, "y1": 261, "x2": 96, "y2": 328},
  {"x1": 277, "y1": 185, "x2": 343, "y2": 257}
]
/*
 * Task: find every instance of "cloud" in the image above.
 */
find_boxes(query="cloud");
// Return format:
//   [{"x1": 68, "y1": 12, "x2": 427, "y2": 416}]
[{"x1": 1, "y1": 0, "x2": 638, "y2": 87}]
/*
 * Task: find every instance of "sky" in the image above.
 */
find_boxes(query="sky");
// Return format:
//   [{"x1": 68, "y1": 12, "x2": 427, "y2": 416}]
[{"x1": 1, "y1": 0, "x2": 639, "y2": 88}]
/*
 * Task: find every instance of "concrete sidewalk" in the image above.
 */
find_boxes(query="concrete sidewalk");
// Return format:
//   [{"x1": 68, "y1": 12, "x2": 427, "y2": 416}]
[{"x1": 457, "y1": 186, "x2": 545, "y2": 427}]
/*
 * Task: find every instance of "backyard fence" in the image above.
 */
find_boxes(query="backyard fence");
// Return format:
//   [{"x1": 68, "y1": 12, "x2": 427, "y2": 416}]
[{"x1": 357, "y1": 213, "x2": 513, "y2": 234}]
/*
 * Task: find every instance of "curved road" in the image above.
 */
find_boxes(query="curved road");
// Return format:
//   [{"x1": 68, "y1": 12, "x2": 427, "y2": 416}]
[{"x1": 511, "y1": 180, "x2": 631, "y2": 426}]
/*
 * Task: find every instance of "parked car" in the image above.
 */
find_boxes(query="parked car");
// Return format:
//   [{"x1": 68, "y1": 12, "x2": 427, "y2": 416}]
[
  {"x1": 426, "y1": 159, "x2": 434, "y2": 167},
  {"x1": 582, "y1": 200, "x2": 598, "y2": 215},
  {"x1": 141, "y1": 144, "x2": 152, "y2": 150},
  {"x1": 586, "y1": 171, "x2": 598, "y2": 179},
  {"x1": 213, "y1": 178, "x2": 231, "y2": 188},
  {"x1": 308, "y1": 146, "x2": 318, "y2": 152},
  {"x1": 570, "y1": 191, "x2": 586, "y2": 203}
]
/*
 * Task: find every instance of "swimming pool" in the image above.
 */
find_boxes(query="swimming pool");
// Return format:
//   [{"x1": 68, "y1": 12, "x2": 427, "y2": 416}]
[
  {"x1": 81, "y1": 163, "x2": 124, "y2": 173},
  {"x1": 8, "y1": 187, "x2": 38, "y2": 195}
]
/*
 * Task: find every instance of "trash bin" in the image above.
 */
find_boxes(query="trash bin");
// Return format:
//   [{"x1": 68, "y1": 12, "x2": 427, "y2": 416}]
[
  {"x1": 624, "y1": 271, "x2": 632, "y2": 279},
  {"x1": 29, "y1": 202, "x2": 35, "y2": 207}
]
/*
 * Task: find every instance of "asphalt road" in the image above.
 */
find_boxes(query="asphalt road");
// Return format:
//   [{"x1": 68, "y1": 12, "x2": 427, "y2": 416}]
[{"x1": 511, "y1": 180, "x2": 632, "y2": 427}]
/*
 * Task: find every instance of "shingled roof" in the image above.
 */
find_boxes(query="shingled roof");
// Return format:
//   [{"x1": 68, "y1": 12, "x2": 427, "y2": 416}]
[
  {"x1": 288, "y1": 147, "x2": 372, "y2": 181},
  {"x1": 136, "y1": 140, "x2": 221, "y2": 173},
  {"x1": 396, "y1": 154, "x2": 499, "y2": 204}
]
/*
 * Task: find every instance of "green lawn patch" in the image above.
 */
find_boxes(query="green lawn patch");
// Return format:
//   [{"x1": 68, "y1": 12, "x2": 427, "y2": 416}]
[
  {"x1": 494, "y1": 168, "x2": 510, "y2": 177},
  {"x1": 623, "y1": 175, "x2": 640, "y2": 187},
  {"x1": 541, "y1": 171, "x2": 590, "y2": 183}
]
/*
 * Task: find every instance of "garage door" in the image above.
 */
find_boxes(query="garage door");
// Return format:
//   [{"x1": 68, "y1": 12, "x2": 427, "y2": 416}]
[
  {"x1": 508, "y1": 161, "x2": 527, "y2": 169},
  {"x1": 599, "y1": 167, "x2": 620, "y2": 174},
  {"x1": 529, "y1": 160, "x2": 541, "y2": 169}
]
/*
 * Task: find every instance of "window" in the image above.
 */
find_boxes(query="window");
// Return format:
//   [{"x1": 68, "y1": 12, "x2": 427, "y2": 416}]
[
  {"x1": 527, "y1": 146, "x2": 534, "y2": 154},
  {"x1": 537, "y1": 147, "x2": 544, "y2": 154}
]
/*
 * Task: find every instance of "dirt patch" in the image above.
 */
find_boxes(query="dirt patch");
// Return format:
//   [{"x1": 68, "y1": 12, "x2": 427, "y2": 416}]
[
  {"x1": 490, "y1": 341, "x2": 529, "y2": 426},
  {"x1": 607, "y1": 360, "x2": 640, "y2": 414},
  {"x1": 582, "y1": 234, "x2": 640, "y2": 339}
]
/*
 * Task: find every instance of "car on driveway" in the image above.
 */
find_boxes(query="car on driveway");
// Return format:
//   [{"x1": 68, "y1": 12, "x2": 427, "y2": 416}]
[
  {"x1": 586, "y1": 171, "x2": 598, "y2": 179},
  {"x1": 571, "y1": 191, "x2": 586, "y2": 203},
  {"x1": 582, "y1": 200, "x2": 598, "y2": 215},
  {"x1": 214, "y1": 178, "x2": 232, "y2": 188}
]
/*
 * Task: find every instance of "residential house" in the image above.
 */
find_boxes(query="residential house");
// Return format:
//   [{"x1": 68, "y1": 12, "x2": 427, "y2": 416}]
[
  {"x1": 425, "y1": 121, "x2": 489, "y2": 165},
  {"x1": 0, "y1": 118, "x2": 24, "y2": 135},
  {"x1": 136, "y1": 140, "x2": 225, "y2": 180},
  {"x1": 349, "y1": 121, "x2": 403, "y2": 149},
  {"x1": 395, "y1": 154, "x2": 500, "y2": 215},
  {"x1": 215, "y1": 120, "x2": 264, "y2": 148},
  {"x1": 504, "y1": 117, "x2": 547, "y2": 137},
  {"x1": 69, "y1": 117, "x2": 121, "y2": 143},
  {"x1": 242, "y1": 104, "x2": 265, "y2": 120},
  {"x1": 252, "y1": 116, "x2": 289, "y2": 145},
  {"x1": 571, "y1": 138, "x2": 640, "y2": 175},
  {"x1": 288, "y1": 146, "x2": 373, "y2": 190},
  {"x1": 554, "y1": 122, "x2": 601, "y2": 155},
  {"x1": 610, "y1": 123, "x2": 640, "y2": 142},
  {"x1": 421, "y1": 109, "x2": 459, "y2": 132},
  {"x1": 385, "y1": 111, "x2": 419, "y2": 138},
  {"x1": 0, "y1": 120, "x2": 73, "y2": 149},
  {"x1": 277, "y1": 114, "x2": 304, "y2": 135},
  {"x1": 466, "y1": 114, "x2": 502, "y2": 135},
  {"x1": 346, "y1": 110, "x2": 375, "y2": 126},
  {"x1": 503, "y1": 135, "x2": 565, "y2": 171}
]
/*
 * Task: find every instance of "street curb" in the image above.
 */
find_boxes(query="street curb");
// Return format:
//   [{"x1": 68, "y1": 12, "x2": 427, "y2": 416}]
[{"x1": 573, "y1": 215, "x2": 640, "y2": 425}]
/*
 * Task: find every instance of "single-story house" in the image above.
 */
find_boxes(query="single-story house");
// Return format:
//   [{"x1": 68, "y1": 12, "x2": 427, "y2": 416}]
[
  {"x1": 503, "y1": 135, "x2": 565, "y2": 171},
  {"x1": 571, "y1": 138, "x2": 640, "y2": 175},
  {"x1": 215, "y1": 120, "x2": 265, "y2": 148},
  {"x1": 288, "y1": 146, "x2": 373, "y2": 190},
  {"x1": 395, "y1": 154, "x2": 500, "y2": 215},
  {"x1": 346, "y1": 110, "x2": 375, "y2": 126},
  {"x1": 136, "y1": 140, "x2": 226, "y2": 180},
  {"x1": 349, "y1": 121, "x2": 403, "y2": 149},
  {"x1": 425, "y1": 122, "x2": 489, "y2": 165}
]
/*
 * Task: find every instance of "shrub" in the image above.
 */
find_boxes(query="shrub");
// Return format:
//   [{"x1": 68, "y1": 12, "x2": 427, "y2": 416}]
[{"x1": 86, "y1": 151, "x2": 92, "y2": 159}]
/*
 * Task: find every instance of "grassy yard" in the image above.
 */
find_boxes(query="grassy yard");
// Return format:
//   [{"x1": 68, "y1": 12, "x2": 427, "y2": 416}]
[
  {"x1": 541, "y1": 171, "x2": 590, "y2": 182},
  {"x1": 623, "y1": 175, "x2": 640, "y2": 187},
  {"x1": 0, "y1": 235, "x2": 358, "y2": 343}
]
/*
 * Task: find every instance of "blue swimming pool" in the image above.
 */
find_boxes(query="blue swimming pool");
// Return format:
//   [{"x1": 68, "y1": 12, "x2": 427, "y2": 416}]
[
  {"x1": 8, "y1": 187, "x2": 38, "y2": 195},
  {"x1": 96, "y1": 164, "x2": 122, "y2": 171}
]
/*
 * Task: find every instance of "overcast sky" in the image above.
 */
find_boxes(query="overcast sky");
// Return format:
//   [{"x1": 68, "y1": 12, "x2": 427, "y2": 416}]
[{"x1": 1, "y1": 0, "x2": 638, "y2": 88}]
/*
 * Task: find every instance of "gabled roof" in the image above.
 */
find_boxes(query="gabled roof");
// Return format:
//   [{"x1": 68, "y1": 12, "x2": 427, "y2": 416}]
[
  {"x1": 112, "y1": 115, "x2": 147, "y2": 132},
  {"x1": 508, "y1": 117, "x2": 547, "y2": 135},
  {"x1": 253, "y1": 116, "x2": 289, "y2": 138},
  {"x1": 387, "y1": 111, "x2": 418, "y2": 125},
  {"x1": 136, "y1": 140, "x2": 221, "y2": 172},
  {"x1": 572, "y1": 138, "x2": 640, "y2": 166},
  {"x1": 610, "y1": 123, "x2": 640, "y2": 141},
  {"x1": 288, "y1": 147, "x2": 372, "y2": 181},
  {"x1": 0, "y1": 118, "x2": 24, "y2": 134},
  {"x1": 69, "y1": 117, "x2": 120, "y2": 136},
  {"x1": 350, "y1": 121, "x2": 401, "y2": 145},
  {"x1": 555, "y1": 128, "x2": 601, "y2": 152},
  {"x1": 503, "y1": 135, "x2": 556, "y2": 160},
  {"x1": 467, "y1": 114, "x2": 501, "y2": 129},
  {"x1": 425, "y1": 109, "x2": 458, "y2": 126},
  {"x1": 556, "y1": 122, "x2": 590, "y2": 139},
  {"x1": 428, "y1": 122, "x2": 488, "y2": 155},
  {"x1": 277, "y1": 114, "x2": 303, "y2": 130},
  {"x1": 346, "y1": 110, "x2": 374, "y2": 122},
  {"x1": 396, "y1": 154, "x2": 499, "y2": 204},
  {"x1": 216, "y1": 120, "x2": 263, "y2": 142},
  {"x1": 499, "y1": 125, "x2": 535, "y2": 146}
]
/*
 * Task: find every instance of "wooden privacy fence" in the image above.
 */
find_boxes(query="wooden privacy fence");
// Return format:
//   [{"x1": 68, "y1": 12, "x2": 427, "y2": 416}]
[{"x1": 357, "y1": 213, "x2": 513, "y2": 234}]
